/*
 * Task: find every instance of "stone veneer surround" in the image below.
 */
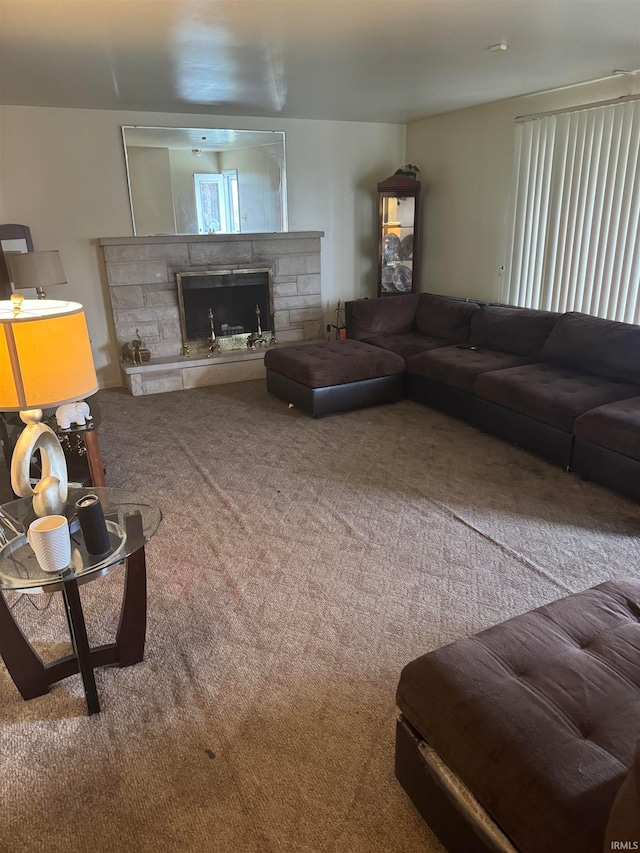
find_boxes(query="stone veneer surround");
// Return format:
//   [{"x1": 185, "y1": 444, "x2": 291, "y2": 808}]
[{"x1": 99, "y1": 232, "x2": 323, "y2": 395}]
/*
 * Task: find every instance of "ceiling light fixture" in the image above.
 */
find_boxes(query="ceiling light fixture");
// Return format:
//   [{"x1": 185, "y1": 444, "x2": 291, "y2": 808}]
[
  {"x1": 191, "y1": 149, "x2": 203, "y2": 157},
  {"x1": 488, "y1": 42, "x2": 508, "y2": 52}
]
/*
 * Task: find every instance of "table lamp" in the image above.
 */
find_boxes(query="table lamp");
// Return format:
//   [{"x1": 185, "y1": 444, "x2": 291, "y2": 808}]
[
  {"x1": 0, "y1": 295, "x2": 98, "y2": 516},
  {"x1": 6, "y1": 250, "x2": 67, "y2": 299}
]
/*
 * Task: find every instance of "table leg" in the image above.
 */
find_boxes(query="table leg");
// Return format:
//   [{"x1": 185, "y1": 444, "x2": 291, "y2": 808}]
[
  {"x1": 116, "y1": 512, "x2": 147, "y2": 666},
  {"x1": 61, "y1": 579, "x2": 100, "y2": 715},
  {"x1": 0, "y1": 591, "x2": 49, "y2": 699},
  {"x1": 84, "y1": 429, "x2": 106, "y2": 488}
]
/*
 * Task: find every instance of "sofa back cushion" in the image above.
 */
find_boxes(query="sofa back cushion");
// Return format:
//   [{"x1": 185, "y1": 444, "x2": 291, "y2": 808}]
[
  {"x1": 415, "y1": 293, "x2": 480, "y2": 342},
  {"x1": 345, "y1": 294, "x2": 419, "y2": 340},
  {"x1": 541, "y1": 312, "x2": 640, "y2": 383},
  {"x1": 470, "y1": 306, "x2": 559, "y2": 357}
]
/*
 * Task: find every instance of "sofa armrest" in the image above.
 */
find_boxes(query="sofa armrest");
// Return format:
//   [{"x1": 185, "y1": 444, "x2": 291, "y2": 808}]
[{"x1": 345, "y1": 294, "x2": 419, "y2": 341}]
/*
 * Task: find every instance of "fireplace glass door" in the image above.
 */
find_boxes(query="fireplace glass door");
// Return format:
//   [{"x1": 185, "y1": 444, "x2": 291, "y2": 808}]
[{"x1": 176, "y1": 269, "x2": 273, "y2": 354}]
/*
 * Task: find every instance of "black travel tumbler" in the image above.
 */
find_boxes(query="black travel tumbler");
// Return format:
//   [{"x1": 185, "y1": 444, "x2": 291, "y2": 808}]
[{"x1": 75, "y1": 494, "x2": 110, "y2": 555}]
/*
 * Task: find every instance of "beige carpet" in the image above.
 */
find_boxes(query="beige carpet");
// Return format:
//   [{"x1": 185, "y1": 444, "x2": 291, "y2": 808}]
[{"x1": 2, "y1": 381, "x2": 640, "y2": 852}]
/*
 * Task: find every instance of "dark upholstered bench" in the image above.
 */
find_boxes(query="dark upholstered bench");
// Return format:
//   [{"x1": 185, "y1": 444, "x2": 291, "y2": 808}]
[
  {"x1": 396, "y1": 578, "x2": 640, "y2": 853},
  {"x1": 264, "y1": 340, "x2": 405, "y2": 417}
]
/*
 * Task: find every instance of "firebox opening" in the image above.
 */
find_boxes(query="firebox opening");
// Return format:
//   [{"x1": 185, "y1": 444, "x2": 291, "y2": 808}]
[{"x1": 177, "y1": 268, "x2": 273, "y2": 354}]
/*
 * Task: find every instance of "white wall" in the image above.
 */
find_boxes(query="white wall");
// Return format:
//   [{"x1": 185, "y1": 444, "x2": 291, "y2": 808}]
[
  {"x1": 169, "y1": 148, "x2": 220, "y2": 234},
  {"x1": 220, "y1": 144, "x2": 282, "y2": 232},
  {"x1": 0, "y1": 105, "x2": 405, "y2": 387},
  {"x1": 406, "y1": 76, "x2": 637, "y2": 302},
  {"x1": 127, "y1": 146, "x2": 175, "y2": 235}
]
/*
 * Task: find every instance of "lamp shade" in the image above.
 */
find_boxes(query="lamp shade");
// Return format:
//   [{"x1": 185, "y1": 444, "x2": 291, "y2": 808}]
[
  {"x1": 0, "y1": 299, "x2": 98, "y2": 410},
  {"x1": 6, "y1": 250, "x2": 68, "y2": 290}
]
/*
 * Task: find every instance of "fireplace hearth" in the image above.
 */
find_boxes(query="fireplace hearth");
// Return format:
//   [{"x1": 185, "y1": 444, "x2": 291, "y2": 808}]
[{"x1": 100, "y1": 231, "x2": 323, "y2": 395}]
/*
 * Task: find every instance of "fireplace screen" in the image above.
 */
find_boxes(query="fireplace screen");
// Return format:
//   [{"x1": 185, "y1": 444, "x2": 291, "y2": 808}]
[{"x1": 176, "y1": 268, "x2": 273, "y2": 354}]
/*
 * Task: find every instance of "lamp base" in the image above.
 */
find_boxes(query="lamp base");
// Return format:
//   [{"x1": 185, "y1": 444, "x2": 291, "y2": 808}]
[
  {"x1": 33, "y1": 475, "x2": 65, "y2": 516},
  {"x1": 11, "y1": 411, "x2": 68, "y2": 517}
]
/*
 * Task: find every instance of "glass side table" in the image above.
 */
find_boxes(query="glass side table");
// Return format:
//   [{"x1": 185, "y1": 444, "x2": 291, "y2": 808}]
[{"x1": 0, "y1": 487, "x2": 162, "y2": 715}]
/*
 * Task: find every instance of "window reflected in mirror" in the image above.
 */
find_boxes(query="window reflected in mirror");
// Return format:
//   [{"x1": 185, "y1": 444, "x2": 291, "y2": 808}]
[{"x1": 122, "y1": 127, "x2": 287, "y2": 236}]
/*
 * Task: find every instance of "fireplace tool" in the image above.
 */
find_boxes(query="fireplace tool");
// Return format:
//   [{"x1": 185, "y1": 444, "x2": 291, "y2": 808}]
[
  {"x1": 247, "y1": 304, "x2": 267, "y2": 349},
  {"x1": 208, "y1": 308, "x2": 220, "y2": 356}
]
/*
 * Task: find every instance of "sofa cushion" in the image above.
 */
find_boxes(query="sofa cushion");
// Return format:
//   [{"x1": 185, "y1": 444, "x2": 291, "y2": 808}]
[
  {"x1": 396, "y1": 578, "x2": 640, "y2": 853},
  {"x1": 415, "y1": 294, "x2": 479, "y2": 342},
  {"x1": 407, "y1": 346, "x2": 536, "y2": 394},
  {"x1": 362, "y1": 332, "x2": 446, "y2": 360},
  {"x1": 475, "y1": 362, "x2": 640, "y2": 432},
  {"x1": 470, "y1": 306, "x2": 559, "y2": 357},
  {"x1": 573, "y1": 397, "x2": 640, "y2": 462},
  {"x1": 263, "y1": 339, "x2": 405, "y2": 389},
  {"x1": 345, "y1": 294, "x2": 419, "y2": 341},
  {"x1": 541, "y1": 312, "x2": 640, "y2": 384}
]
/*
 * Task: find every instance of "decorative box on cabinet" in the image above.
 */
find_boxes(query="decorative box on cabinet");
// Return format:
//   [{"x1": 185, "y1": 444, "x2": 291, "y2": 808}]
[{"x1": 377, "y1": 174, "x2": 421, "y2": 297}]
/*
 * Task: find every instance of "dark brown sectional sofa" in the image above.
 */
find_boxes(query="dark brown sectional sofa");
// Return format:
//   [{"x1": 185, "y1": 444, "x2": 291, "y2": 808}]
[
  {"x1": 345, "y1": 292, "x2": 640, "y2": 503},
  {"x1": 345, "y1": 293, "x2": 640, "y2": 852}
]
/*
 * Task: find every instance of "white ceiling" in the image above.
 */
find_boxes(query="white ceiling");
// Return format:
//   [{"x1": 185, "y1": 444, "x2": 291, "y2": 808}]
[{"x1": 0, "y1": 0, "x2": 638, "y2": 123}]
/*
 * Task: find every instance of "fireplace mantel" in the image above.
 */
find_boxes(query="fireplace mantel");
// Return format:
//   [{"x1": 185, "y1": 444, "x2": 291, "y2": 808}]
[
  {"x1": 100, "y1": 231, "x2": 324, "y2": 395},
  {"x1": 100, "y1": 232, "x2": 323, "y2": 247}
]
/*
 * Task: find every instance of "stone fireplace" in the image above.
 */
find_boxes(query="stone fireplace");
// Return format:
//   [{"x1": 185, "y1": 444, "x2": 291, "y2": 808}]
[{"x1": 99, "y1": 231, "x2": 323, "y2": 395}]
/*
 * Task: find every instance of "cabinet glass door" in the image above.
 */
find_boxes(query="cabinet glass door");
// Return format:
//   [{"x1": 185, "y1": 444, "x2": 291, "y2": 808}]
[{"x1": 381, "y1": 195, "x2": 415, "y2": 294}]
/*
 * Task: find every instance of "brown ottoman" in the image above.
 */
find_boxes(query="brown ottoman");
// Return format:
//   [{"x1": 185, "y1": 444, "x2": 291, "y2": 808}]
[
  {"x1": 264, "y1": 340, "x2": 405, "y2": 417},
  {"x1": 396, "y1": 578, "x2": 640, "y2": 853}
]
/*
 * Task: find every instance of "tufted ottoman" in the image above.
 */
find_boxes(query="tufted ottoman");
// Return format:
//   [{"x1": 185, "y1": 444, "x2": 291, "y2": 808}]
[
  {"x1": 264, "y1": 340, "x2": 405, "y2": 417},
  {"x1": 395, "y1": 578, "x2": 640, "y2": 853}
]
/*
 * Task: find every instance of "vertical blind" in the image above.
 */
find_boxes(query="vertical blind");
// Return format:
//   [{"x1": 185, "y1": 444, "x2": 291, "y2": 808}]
[{"x1": 502, "y1": 99, "x2": 640, "y2": 323}]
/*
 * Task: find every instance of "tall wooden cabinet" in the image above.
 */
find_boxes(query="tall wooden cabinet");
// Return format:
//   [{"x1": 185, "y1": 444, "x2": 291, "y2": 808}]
[{"x1": 377, "y1": 174, "x2": 421, "y2": 297}]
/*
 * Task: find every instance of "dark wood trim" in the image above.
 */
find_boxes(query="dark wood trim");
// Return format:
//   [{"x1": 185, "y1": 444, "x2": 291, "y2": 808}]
[
  {"x1": 84, "y1": 429, "x2": 106, "y2": 487},
  {"x1": 377, "y1": 174, "x2": 421, "y2": 194}
]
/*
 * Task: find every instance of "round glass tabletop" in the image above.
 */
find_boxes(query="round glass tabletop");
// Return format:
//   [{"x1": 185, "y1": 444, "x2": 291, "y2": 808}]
[{"x1": 0, "y1": 487, "x2": 162, "y2": 593}]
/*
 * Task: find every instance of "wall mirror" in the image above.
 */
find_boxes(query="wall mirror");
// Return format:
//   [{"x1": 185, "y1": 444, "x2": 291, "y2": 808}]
[{"x1": 122, "y1": 127, "x2": 287, "y2": 236}]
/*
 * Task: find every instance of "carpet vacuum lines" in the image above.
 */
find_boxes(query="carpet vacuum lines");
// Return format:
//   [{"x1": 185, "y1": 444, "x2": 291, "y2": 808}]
[
  {"x1": 414, "y1": 495, "x2": 575, "y2": 596},
  {"x1": 164, "y1": 429, "x2": 257, "y2": 538}
]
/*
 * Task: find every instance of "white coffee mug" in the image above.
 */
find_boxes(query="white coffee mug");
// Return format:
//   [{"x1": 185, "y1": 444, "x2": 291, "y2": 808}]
[{"x1": 27, "y1": 515, "x2": 71, "y2": 573}]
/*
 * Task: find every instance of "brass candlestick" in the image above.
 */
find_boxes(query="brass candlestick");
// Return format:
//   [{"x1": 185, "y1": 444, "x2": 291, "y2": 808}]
[
  {"x1": 208, "y1": 308, "x2": 220, "y2": 356},
  {"x1": 247, "y1": 304, "x2": 267, "y2": 349}
]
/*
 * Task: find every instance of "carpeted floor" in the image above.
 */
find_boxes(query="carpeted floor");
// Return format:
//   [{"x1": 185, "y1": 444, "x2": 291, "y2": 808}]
[{"x1": 2, "y1": 381, "x2": 640, "y2": 852}]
